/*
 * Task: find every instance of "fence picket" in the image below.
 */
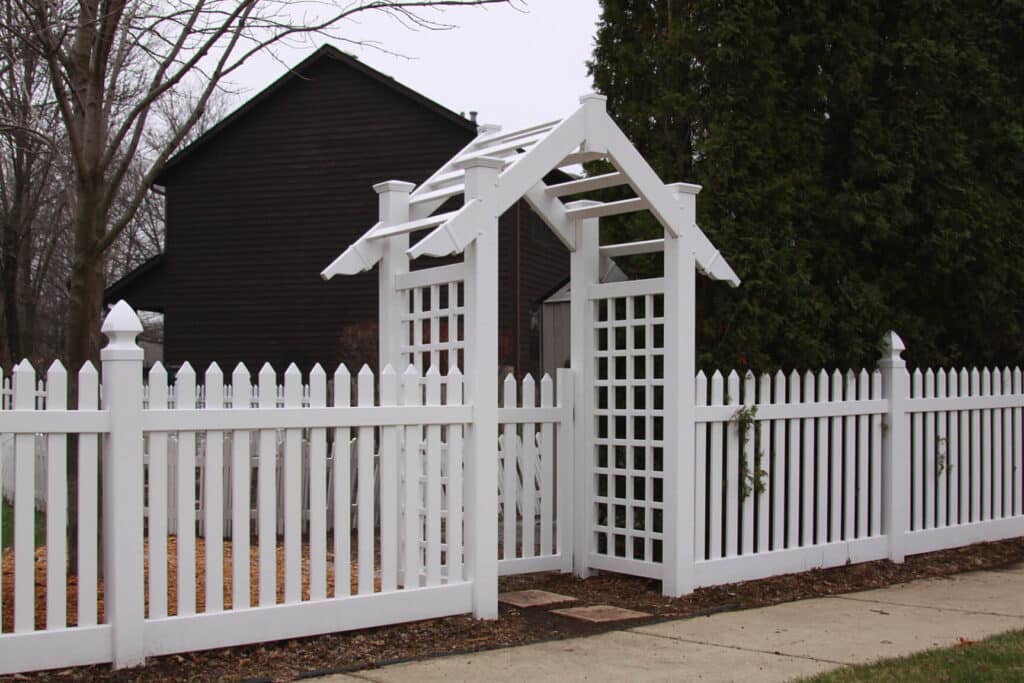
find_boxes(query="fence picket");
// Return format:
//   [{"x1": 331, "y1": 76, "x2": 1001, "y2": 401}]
[
  {"x1": 802, "y1": 371, "x2": 815, "y2": 547},
  {"x1": 332, "y1": 364, "x2": 352, "y2": 597},
  {"x1": 501, "y1": 374, "x2": 518, "y2": 560},
  {"x1": 203, "y1": 364, "x2": 225, "y2": 612},
  {"x1": 829, "y1": 370, "x2": 842, "y2": 543},
  {"x1": 911, "y1": 369, "x2": 924, "y2": 531},
  {"x1": 741, "y1": 371, "x2": 755, "y2": 555},
  {"x1": 726, "y1": 371, "x2": 740, "y2": 557},
  {"x1": 447, "y1": 368, "x2": 465, "y2": 579},
  {"x1": 843, "y1": 371, "x2": 856, "y2": 540},
  {"x1": 871, "y1": 370, "x2": 883, "y2": 536},
  {"x1": 954, "y1": 368, "x2": 970, "y2": 524},
  {"x1": 539, "y1": 374, "x2": 554, "y2": 557},
  {"x1": 771, "y1": 371, "x2": 786, "y2": 551},
  {"x1": 379, "y1": 366, "x2": 399, "y2": 592},
  {"x1": 935, "y1": 369, "x2": 948, "y2": 528},
  {"x1": 695, "y1": 371, "x2": 708, "y2": 559},
  {"x1": 402, "y1": 366, "x2": 423, "y2": 588},
  {"x1": 45, "y1": 362, "x2": 68, "y2": 629},
  {"x1": 787, "y1": 370, "x2": 801, "y2": 548},
  {"x1": 970, "y1": 368, "x2": 982, "y2": 522},
  {"x1": 708, "y1": 372, "x2": 724, "y2": 558},
  {"x1": 815, "y1": 370, "x2": 829, "y2": 545},
  {"x1": 13, "y1": 361, "x2": 35, "y2": 632},
  {"x1": 948, "y1": 370, "x2": 961, "y2": 526},
  {"x1": 521, "y1": 375, "x2": 538, "y2": 559},
  {"x1": 856, "y1": 370, "x2": 869, "y2": 538},
  {"x1": 424, "y1": 367, "x2": 443, "y2": 585},
  {"x1": 176, "y1": 363, "x2": 197, "y2": 615},
  {"x1": 257, "y1": 363, "x2": 277, "y2": 606},
  {"x1": 77, "y1": 363, "x2": 100, "y2": 626},
  {"x1": 230, "y1": 363, "x2": 251, "y2": 608},
  {"x1": 1002, "y1": 368, "x2": 1013, "y2": 518},
  {"x1": 1015, "y1": 368, "x2": 1023, "y2": 516},
  {"x1": 757, "y1": 372, "x2": 770, "y2": 553},
  {"x1": 357, "y1": 366, "x2": 376, "y2": 595},
  {"x1": 308, "y1": 365, "x2": 328, "y2": 600},
  {"x1": 283, "y1": 364, "x2": 303, "y2": 603},
  {"x1": 981, "y1": 368, "x2": 992, "y2": 520},
  {"x1": 147, "y1": 364, "x2": 169, "y2": 617},
  {"x1": 924, "y1": 369, "x2": 936, "y2": 529}
]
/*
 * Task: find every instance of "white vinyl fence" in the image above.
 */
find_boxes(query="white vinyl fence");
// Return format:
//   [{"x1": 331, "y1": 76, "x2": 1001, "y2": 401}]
[{"x1": 0, "y1": 307, "x2": 574, "y2": 675}]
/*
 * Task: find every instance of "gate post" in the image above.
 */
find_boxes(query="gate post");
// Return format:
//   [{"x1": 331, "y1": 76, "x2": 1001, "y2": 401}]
[
  {"x1": 459, "y1": 156, "x2": 503, "y2": 618},
  {"x1": 375, "y1": 180, "x2": 415, "y2": 371},
  {"x1": 100, "y1": 301, "x2": 146, "y2": 668},
  {"x1": 568, "y1": 202, "x2": 600, "y2": 578},
  {"x1": 662, "y1": 183, "x2": 699, "y2": 596}
]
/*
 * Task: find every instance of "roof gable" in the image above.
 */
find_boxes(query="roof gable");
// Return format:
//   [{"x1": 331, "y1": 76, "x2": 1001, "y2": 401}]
[{"x1": 156, "y1": 45, "x2": 474, "y2": 184}]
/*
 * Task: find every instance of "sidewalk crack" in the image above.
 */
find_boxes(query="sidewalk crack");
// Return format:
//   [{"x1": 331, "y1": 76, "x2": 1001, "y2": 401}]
[{"x1": 628, "y1": 629, "x2": 848, "y2": 666}]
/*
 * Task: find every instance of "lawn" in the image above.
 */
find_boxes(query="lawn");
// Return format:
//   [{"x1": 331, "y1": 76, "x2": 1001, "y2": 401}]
[
  {"x1": 802, "y1": 629, "x2": 1024, "y2": 682},
  {"x1": 0, "y1": 499, "x2": 46, "y2": 550}
]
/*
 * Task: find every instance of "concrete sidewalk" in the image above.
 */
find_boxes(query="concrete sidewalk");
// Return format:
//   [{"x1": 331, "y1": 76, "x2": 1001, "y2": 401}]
[{"x1": 309, "y1": 564, "x2": 1024, "y2": 683}]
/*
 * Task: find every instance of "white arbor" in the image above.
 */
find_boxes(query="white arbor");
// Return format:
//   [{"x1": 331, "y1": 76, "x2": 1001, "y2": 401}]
[{"x1": 322, "y1": 94, "x2": 739, "y2": 602}]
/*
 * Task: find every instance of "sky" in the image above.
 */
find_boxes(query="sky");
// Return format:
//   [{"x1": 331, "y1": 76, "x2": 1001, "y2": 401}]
[{"x1": 233, "y1": 1, "x2": 603, "y2": 133}]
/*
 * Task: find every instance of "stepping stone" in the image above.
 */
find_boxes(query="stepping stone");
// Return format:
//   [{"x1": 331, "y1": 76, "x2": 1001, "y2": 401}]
[
  {"x1": 551, "y1": 605, "x2": 651, "y2": 623},
  {"x1": 499, "y1": 590, "x2": 577, "y2": 608}
]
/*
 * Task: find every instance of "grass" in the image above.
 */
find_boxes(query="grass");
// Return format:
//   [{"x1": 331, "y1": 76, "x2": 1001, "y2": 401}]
[
  {"x1": 801, "y1": 629, "x2": 1024, "y2": 682},
  {"x1": 1, "y1": 499, "x2": 46, "y2": 551}
]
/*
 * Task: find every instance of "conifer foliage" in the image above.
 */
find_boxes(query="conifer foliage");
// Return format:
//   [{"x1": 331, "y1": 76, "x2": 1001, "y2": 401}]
[{"x1": 589, "y1": 1, "x2": 1024, "y2": 370}]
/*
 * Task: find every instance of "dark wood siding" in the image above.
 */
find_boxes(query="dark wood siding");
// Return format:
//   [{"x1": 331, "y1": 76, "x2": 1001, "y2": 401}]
[{"x1": 130, "y1": 51, "x2": 568, "y2": 376}]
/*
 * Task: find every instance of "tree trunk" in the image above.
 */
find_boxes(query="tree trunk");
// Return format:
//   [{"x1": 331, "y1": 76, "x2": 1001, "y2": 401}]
[{"x1": 65, "y1": 187, "x2": 106, "y2": 574}]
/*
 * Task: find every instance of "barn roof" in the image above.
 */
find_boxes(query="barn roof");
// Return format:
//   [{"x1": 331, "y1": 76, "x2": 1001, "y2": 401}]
[{"x1": 321, "y1": 94, "x2": 739, "y2": 286}]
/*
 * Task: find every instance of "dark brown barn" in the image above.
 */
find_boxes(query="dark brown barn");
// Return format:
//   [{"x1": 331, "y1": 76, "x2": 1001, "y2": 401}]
[{"x1": 106, "y1": 46, "x2": 569, "y2": 376}]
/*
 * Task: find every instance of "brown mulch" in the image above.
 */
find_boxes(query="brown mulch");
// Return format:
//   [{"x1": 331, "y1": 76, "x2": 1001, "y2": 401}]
[
  {"x1": 2, "y1": 537, "x2": 1024, "y2": 682},
  {"x1": 1, "y1": 537, "x2": 378, "y2": 633}
]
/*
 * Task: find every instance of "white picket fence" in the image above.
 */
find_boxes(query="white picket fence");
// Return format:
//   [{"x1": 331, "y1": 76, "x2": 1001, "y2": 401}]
[
  {"x1": 691, "y1": 359, "x2": 1024, "y2": 586},
  {"x1": 0, "y1": 316, "x2": 574, "y2": 676}
]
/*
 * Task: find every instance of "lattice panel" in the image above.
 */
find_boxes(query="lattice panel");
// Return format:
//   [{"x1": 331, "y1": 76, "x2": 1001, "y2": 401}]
[
  {"x1": 399, "y1": 280, "x2": 465, "y2": 373},
  {"x1": 592, "y1": 291, "x2": 665, "y2": 564}
]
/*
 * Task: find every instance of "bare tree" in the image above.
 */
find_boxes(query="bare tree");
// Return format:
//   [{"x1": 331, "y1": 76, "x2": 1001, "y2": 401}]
[{"x1": 7, "y1": 0, "x2": 514, "y2": 379}]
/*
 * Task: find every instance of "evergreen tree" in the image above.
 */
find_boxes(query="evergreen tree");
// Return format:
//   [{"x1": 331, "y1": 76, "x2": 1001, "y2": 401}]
[{"x1": 590, "y1": 1, "x2": 1024, "y2": 371}]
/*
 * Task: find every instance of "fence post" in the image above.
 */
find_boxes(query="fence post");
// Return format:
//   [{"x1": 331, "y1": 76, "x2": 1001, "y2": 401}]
[
  {"x1": 879, "y1": 331, "x2": 910, "y2": 563},
  {"x1": 459, "y1": 155, "x2": 503, "y2": 619},
  {"x1": 100, "y1": 300, "x2": 146, "y2": 668},
  {"x1": 662, "y1": 182, "x2": 699, "y2": 597},
  {"x1": 375, "y1": 180, "x2": 414, "y2": 371},
  {"x1": 568, "y1": 200, "x2": 600, "y2": 579}
]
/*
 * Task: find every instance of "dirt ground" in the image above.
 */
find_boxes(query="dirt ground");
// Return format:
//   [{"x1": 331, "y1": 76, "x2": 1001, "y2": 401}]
[{"x1": 3, "y1": 537, "x2": 1024, "y2": 682}]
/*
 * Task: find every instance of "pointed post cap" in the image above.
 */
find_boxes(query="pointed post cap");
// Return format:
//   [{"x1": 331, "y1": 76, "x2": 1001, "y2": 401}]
[
  {"x1": 101, "y1": 300, "x2": 143, "y2": 353},
  {"x1": 879, "y1": 331, "x2": 906, "y2": 366}
]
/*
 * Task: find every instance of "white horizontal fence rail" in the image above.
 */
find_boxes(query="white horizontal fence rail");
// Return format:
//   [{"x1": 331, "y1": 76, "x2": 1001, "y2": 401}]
[{"x1": 496, "y1": 369, "x2": 574, "y2": 576}]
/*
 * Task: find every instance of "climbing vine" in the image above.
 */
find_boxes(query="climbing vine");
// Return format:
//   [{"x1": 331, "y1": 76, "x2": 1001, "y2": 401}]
[{"x1": 732, "y1": 405, "x2": 768, "y2": 502}]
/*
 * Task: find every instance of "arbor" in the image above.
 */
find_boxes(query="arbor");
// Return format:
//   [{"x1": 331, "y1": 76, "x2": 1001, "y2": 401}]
[
  {"x1": 4, "y1": 0, "x2": 512, "y2": 378},
  {"x1": 590, "y1": 1, "x2": 1024, "y2": 371}
]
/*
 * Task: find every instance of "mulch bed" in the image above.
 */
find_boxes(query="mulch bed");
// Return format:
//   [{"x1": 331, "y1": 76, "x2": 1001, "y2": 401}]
[{"x1": 2, "y1": 537, "x2": 1024, "y2": 682}]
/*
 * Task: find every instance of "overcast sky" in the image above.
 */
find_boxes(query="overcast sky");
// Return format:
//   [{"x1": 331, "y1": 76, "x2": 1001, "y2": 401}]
[{"x1": 233, "y1": 1, "x2": 602, "y2": 133}]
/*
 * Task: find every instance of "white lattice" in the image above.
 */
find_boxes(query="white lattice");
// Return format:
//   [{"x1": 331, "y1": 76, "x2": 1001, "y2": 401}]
[
  {"x1": 398, "y1": 272, "x2": 465, "y2": 374},
  {"x1": 591, "y1": 285, "x2": 666, "y2": 565}
]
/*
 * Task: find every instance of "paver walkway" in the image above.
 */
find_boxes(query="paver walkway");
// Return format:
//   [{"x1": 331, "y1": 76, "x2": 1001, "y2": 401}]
[{"x1": 308, "y1": 563, "x2": 1024, "y2": 682}]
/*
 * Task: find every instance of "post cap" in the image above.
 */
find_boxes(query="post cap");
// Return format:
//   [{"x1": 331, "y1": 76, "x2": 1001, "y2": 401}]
[
  {"x1": 579, "y1": 92, "x2": 608, "y2": 109},
  {"x1": 373, "y1": 180, "x2": 416, "y2": 195},
  {"x1": 666, "y1": 182, "x2": 702, "y2": 197},
  {"x1": 452, "y1": 155, "x2": 506, "y2": 171},
  {"x1": 879, "y1": 331, "x2": 907, "y2": 364},
  {"x1": 100, "y1": 300, "x2": 143, "y2": 352}
]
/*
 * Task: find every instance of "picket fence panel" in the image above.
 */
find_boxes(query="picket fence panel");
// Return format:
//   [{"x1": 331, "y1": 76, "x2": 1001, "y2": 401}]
[{"x1": 5, "y1": 330, "x2": 1024, "y2": 675}]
